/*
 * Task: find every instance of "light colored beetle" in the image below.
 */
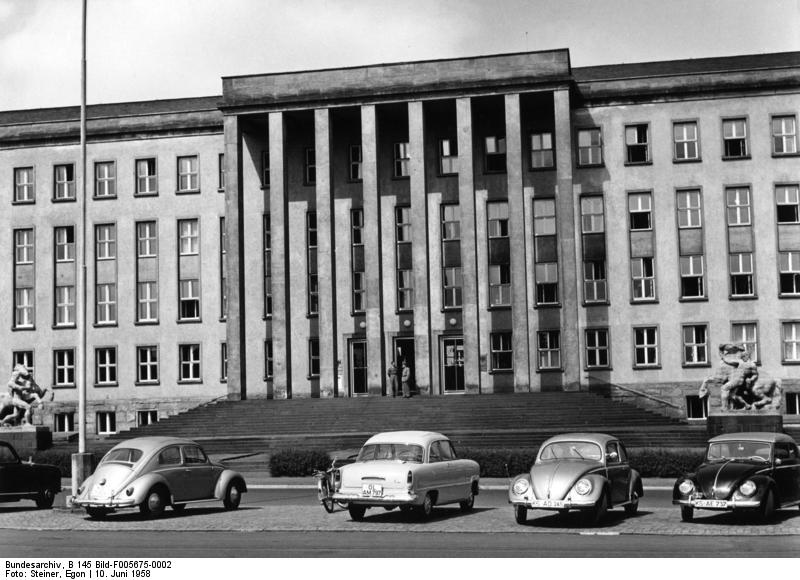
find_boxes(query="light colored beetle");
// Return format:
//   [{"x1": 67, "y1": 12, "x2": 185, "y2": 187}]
[
  {"x1": 72, "y1": 436, "x2": 247, "y2": 519},
  {"x1": 332, "y1": 430, "x2": 480, "y2": 521}
]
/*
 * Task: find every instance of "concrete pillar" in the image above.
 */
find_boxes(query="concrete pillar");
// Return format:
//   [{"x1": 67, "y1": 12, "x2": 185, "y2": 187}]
[
  {"x1": 408, "y1": 101, "x2": 431, "y2": 395},
  {"x1": 505, "y1": 93, "x2": 531, "y2": 392},
  {"x1": 223, "y1": 114, "x2": 245, "y2": 400},
  {"x1": 315, "y1": 109, "x2": 337, "y2": 398},
  {"x1": 456, "y1": 97, "x2": 481, "y2": 394},
  {"x1": 269, "y1": 112, "x2": 291, "y2": 398},
  {"x1": 361, "y1": 105, "x2": 385, "y2": 395}
]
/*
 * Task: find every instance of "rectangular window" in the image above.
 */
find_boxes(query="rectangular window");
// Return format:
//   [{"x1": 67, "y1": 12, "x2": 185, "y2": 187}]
[
  {"x1": 673, "y1": 121, "x2": 699, "y2": 161},
  {"x1": 577, "y1": 128, "x2": 603, "y2": 166},
  {"x1": 487, "y1": 202, "x2": 509, "y2": 238},
  {"x1": 633, "y1": 326, "x2": 659, "y2": 367},
  {"x1": 261, "y1": 150, "x2": 270, "y2": 188},
  {"x1": 489, "y1": 264, "x2": 511, "y2": 307},
  {"x1": 54, "y1": 164, "x2": 75, "y2": 200},
  {"x1": 95, "y1": 347, "x2": 117, "y2": 385},
  {"x1": 263, "y1": 214, "x2": 272, "y2": 317},
  {"x1": 179, "y1": 279, "x2": 201, "y2": 321},
  {"x1": 776, "y1": 184, "x2": 800, "y2": 224},
  {"x1": 441, "y1": 205, "x2": 462, "y2": 308},
  {"x1": 397, "y1": 270, "x2": 413, "y2": 311},
  {"x1": 782, "y1": 321, "x2": 800, "y2": 362},
  {"x1": 395, "y1": 206, "x2": 411, "y2": 242},
  {"x1": 308, "y1": 338, "x2": 320, "y2": 377},
  {"x1": 136, "y1": 158, "x2": 158, "y2": 195},
  {"x1": 780, "y1": 252, "x2": 800, "y2": 296},
  {"x1": 95, "y1": 224, "x2": 116, "y2": 260},
  {"x1": 625, "y1": 124, "x2": 650, "y2": 164},
  {"x1": 686, "y1": 396, "x2": 708, "y2": 419},
  {"x1": 307, "y1": 211, "x2": 318, "y2": 315},
  {"x1": 14, "y1": 288, "x2": 34, "y2": 329},
  {"x1": 264, "y1": 340, "x2": 274, "y2": 380},
  {"x1": 723, "y1": 118, "x2": 748, "y2": 158},
  {"x1": 220, "y1": 342, "x2": 228, "y2": 382},
  {"x1": 580, "y1": 197, "x2": 605, "y2": 233},
  {"x1": 484, "y1": 136, "x2": 506, "y2": 173},
  {"x1": 96, "y1": 412, "x2": 116, "y2": 435},
  {"x1": 55, "y1": 285, "x2": 75, "y2": 327},
  {"x1": 136, "y1": 346, "x2": 159, "y2": 384},
  {"x1": 628, "y1": 193, "x2": 652, "y2": 230},
  {"x1": 585, "y1": 329, "x2": 610, "y2": 368},
  {"x1": 218, "y1": 153, "x2": 225, "y2": 190},
  {"x1": 785, "y1": 393, "x2": 800, "y2": 415},
  {"x1": 14, "y1": 167, "x2": 35, "y2": 203},
  {"x1": 12, "y1": 351, "x2": 34, "y2": 375},
  {"x1": 535, "y1": 262, "x2": 558, "y2": 305},
  {"x1": 136, "y1": 221, "x2": 158, "y2": 258},
  {"x1": 177, "y1": 155, "x2": 199, "y2": 192},
  {"x1": 219, "y1": 217, "x2": 227, "y2": 319},
  {"x1": 137, "y1": 281, "x2": 158, "y2": 323},
  {"x1": 14, "y1": 229, "x2": 34, "y2": 264},
  {"x1": 442, "y1": 204, "x2": 461, "y2": 241},
  {"x1": 349, "y1": 145, "x2": 362, "y2": 181},
  {"x1": 537, "y1": 330, "x2": 561, "y2": 370},
  {"x1": 439, "y1": 139, "x2": 457, "y2": 175},
  {"x1": 772, "y1": 115, "x2": 797, "y2": 155},
  {"x1": 443, "y1": 267, "x2": 463, "y2": 308},
  {"x1": 682, "y1": 324, "x2": 708, "y2": 365},
  {"x1": 731, "y1": 322, "x2": 759, "y2": 363},
  {"x1": 305, "y1": 148, "x2": 316, "y2": 184},
  {"x1": 730, "y1": 253, "x2": 754, "y2": 297},
  {"x1": 533, "y1": 198, "x2": 556, "y2": 236},
  {"x1": 94, "y1": 161, "x2": 116, "y2": 198},
  {"x1": 54, "y1": 349, "x2": 75, "y2": 387},
  {"x1": 491, "y1": 332, "x2": 513, "y2": 371},
  {"x1": 138, "y1": 410, "x2": 158, "y2": 427},
  {"x1": 351, "y1": 209, "x2": 364, "y2": 313},
  {"x1": 54, "y1": 412, "x2": 75, "y2": 432},
  {"x1": 55, "y1": 226, "x2": 75, "y2": 262},
  {"x1": 530, "y1": 132, "x2": 554, "y2": 168},
  {"x1": 179, "y1": 344, "x2": 201, "y2": 382},
  {"x1": 677, "y1": 190, "x2": 702, "y2": 228},
  {"x1": 631, "y1": 257, "x2": 656, "y2": 301},
  {"x1": 583, "y1": 260, "x2": 607, "y2": 303},
  {"x1": 680, "y1": 255, "x2": 705, "y2": 299},
  {"x1": 95, "y1": 283, "x2": 117, "y2": 325},
  {"x1": 178, "y1": 219, "x2": 199, "y2": 255},
  {"x1": 726, "y1": 187, "x2": 751, "y2": 226},
  {"x1": 394, "y1": 142, "x2": 410, "y2": 178}
]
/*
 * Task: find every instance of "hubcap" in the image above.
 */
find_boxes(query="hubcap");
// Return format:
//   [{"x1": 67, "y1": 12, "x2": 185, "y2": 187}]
[{"x1": 149, "y1": 493, "x2": 162, "y2": 511}]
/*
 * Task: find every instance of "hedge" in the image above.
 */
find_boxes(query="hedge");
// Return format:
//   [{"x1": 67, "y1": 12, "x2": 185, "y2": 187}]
[
  {"x1": 268, "y1": 448, "x2": 332, "y2": 477},
  {"x1": 31, "y1": 449, "x2": 103, "y2": 477}
]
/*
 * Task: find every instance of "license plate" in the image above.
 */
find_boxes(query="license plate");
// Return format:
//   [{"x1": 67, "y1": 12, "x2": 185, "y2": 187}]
[
  {"x1": 529, "y1": 499, "x2": 565, "y2": 508},
  {"x1": 361, "y1": 484, "x2": 383, "y2": 497},
  {"x1": 694, "y1": 499, "x2": 728, "y2": 508}
]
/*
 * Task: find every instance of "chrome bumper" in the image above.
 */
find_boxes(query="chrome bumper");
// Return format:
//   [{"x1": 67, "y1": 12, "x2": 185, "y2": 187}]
[
  {"x1": 71, "y1": 497, "x2": 137, "y2": 509},
  {"x1": 672, "y1": 498, "x2": 760, "y2": 509},
  {"x1": 332, "y1": 491, "x2": 419, "y2": 505}
]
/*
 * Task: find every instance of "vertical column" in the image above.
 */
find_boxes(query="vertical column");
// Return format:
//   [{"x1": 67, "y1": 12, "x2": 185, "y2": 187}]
[
  {"x1": 361, "y1": 105, "x2": 385, "y2": 395},
  {"x1": 554, "y1": 88, "x2": 580, "y2": 390},
  {"x1": 505, "y1": 93, "x2": 531, "y2": 392},
  {"x1": 408, "y1": 101, "x2": 431, "y2": 395},
  {"x1": 456, "y1": 97, "x2": 481, "y2": 394},
  {"x1": 269, "y1": 112, "x2": 291, "y2": 398},
  {"x1": 223, "y1": 114, "x2": 245, "y2": 400},
  {"x1": 315, "y1": 109, "x2": 337, "y2": 398}
]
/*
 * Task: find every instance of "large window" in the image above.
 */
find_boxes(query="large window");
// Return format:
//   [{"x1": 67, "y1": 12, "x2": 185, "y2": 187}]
[
  {"x1": 177, "y1": 155, "x2": 199, "y2": 192},
  {"x1": 673, "y1": 121, "x2": 699, "y2": 161},
  {"x1": 776, "y1": 184, "x2": 800, "y2": 224},
  {"x1": 351, "y1": 209, "x2": 365, "y2": 313},
  {"x1": 535, "y1": 262, "x2": 558, "y2": 305},
  {"x1": 179, "y1": 279, "x2": 201, "y2": 321},
  {"x1": 583, "y1": 261, "x2": 607, "y2": 303},
  {"x1": 95, "y1": 283, "x2": 117, "y2": 325},
  {"x1": 625, "y1": 124, "x2": 650, "y2": 164},
  {"x1": 580, "y1": 197, "x2": 604, "y2": 233},
  {"x1": 307, "y1": 211, "x2": 318, "y2": 316},
  {"x1": 264, "y1": 340, "x2": 274, "y2": 380},
  {"x1": 308, "y1": 338, "x2": 320, "y2": 377},
  {"x1": 55, "y1": 226, "x2": 75, "y2": 262},
  {"x1": 722, "y1": 118, "x2": 748, "y2": 158},
  {"x1": 772, "y1": 115, "x2": 797, "y2": 155},
  {"x1": 726, "y1": 187, "x2": 751, "y2": 226},
  {"x1": 136, "y1": 221, "x2": 158, "y2": 257},
  {"x1": 136, "y1": 158, "x2": 158, "y2": 195},
  {"x1": 179, "y1": 344, "x2": 201, "y2": 382},
  {"x1": 349, "y1": 145, "x2": 362, "y2": 181},
  {"x1": 14, "y1": 288, "x2": 34, "y2": 329},
  {"x1": 577, "y1": 128, "x2": 602, "y2": 166},
  {"x1": 680, "y1": 255, "x2": 705, "y2": 299},
  {"x1": 178, "y1": 219, "x2": 199, "y2": 255},
  {"x1": 490, "y1": 332, "x2": 513, "y2": 371},
  {"x1": 628, "y1": 193, "x2": 652, "y2": 230},
  {"x1": 530, "y1": 132, "x2": 554, "y2": 169},
  {"x1": 537, "y1": 330, "x2": 561, "y2": 370},
  {"x1": 780, "y1": 252, "x2": 800, "y2": 296},
  {"x1": 585, "y1": 329, "x2": 610, "y2": 368},
  {"x1": 136, "y1": 346, "x2": 159, "y2": 384},
  {"x1": 54, "y1": 349, "x2": 75, "y2": 387},
  {"x1": 731, "y1": 322, "x2": 759, "y2": 363},
  {"x1": 439, "y1": 139, "x2": 457, "y2": 175},
  {"x1": 441, "y1": 205, "x2": 462, "y2": 308},
  {"x1": 730, "y1": 253, "x2": 754, "y2": 297},
  {"x1": 631, "y1": 257, "x2": 655, "y2": 301},
  {"x1": 54, "y1": 164, "x2": 75, "y2": 200},
  {"x1": 14, "y1": 229, "x2": 34, "y2": 264},
  {"x1": 305, "y1": 148, "x2": 316, "y2": 184},
  {"x1": 782, "y1": 322, "x2": 800, "y2": 363},
  {"x1": 682, "y1": 324, "x2": 708, "y2": 366},
  {"x1": 55, "y1": 285, "x2": 75, "y2": 327},
  {"x1": 393, "y1": 143, "x2": 410, "y2": 178},
  {"x1": 633, "y1": 326, "x2": 659, "y2": 368},
  {"x1": 261, "y1": 150, "x2": 270, "y2": 188},
  {"x1": 14, "y1": 167, "x2": 35, "y2": 203},
  {"x1": 676, "y1": 190, "x2": 702, "y2": 228},
  {"x1": 96, "y1": 412, "x2": 117, "y2": 435},
  {"x1": 484, "y1": 136, "x2": 506, "y2": 173},
  {"x1": 137, "y1": 281, "x2": 158, "y2": 323},
  {"x1": 95, "y1": 224, "x2": 116, "y2": 260},
  {"x1": 263, "y1": 214, "x2": 272, "y2": 317},
  {"x1": 487, "y1": 202, "x2": 510, "y2": 307},
  {"x1": 95, "y1": 347, "x2": 117, "y2": 386},
  {"x1": 94, "y1": 161, "x2": 116, "y2": 198},
  {"x1": 395, "y1": 206, "x2": 413, "y2": 311}
]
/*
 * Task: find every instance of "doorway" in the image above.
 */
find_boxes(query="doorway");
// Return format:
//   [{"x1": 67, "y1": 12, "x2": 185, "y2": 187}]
[
  {"x1": 349, "y1": 339, "x2": 368, "y2": 396},
  {"x1": 441, "y1": 336, "x2": 465, "y2": 393},
  {"x1": 392, "y1": 337, "x2": 416, "y2": 395}
]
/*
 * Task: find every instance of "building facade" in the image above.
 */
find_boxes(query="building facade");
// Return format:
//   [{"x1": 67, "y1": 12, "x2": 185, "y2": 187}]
[{"x1": 2, "y1": 49, "x2": 799, "y2": 435}]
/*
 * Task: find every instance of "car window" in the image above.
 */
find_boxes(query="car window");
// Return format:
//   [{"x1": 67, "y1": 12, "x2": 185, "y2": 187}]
[
  {"x1": 182, "y1": 446, "x2": 208, "y2": 464},
  {"x1": 538, "y1": 442, "x2": 603, "y2": 462},
  {"x1": 0, "y1": 446, "x2": 18, "y2": 464},
  {"x1": 775, "y1": 443, "x2": 798, "y2": 463},
  {"x1": 157, "y1": 446, "x2": 182, "y2": 466},
  {"x1": 429, "y1": 441, "x2": 443, "y2": 463},
  {"x1": 437, "y1": 441, "x2": 455, "y2": 461},
  {"x1": 606, "y1": 442, "x2": 620, "y2": 464},
  {"x1": 102, "y1": 448, "x2": 144, "y2": 465},
  {"x1": 617, "y1": 442, "x2": 628, "y2": 463},
  {"x1": 443, "y1": 440, "x2": 458, "y2": 460},
  {"x1": 356, "y1": 444, "x2": 423, "y2": 463},
  {"x1": 707, "y1": 441, "x2": 771, "y2": 461}
]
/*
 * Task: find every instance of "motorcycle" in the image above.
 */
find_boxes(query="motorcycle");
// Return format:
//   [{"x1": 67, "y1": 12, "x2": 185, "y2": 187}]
[{"x1": 312, "y1": 459, "x2": 348, "y2": 513}]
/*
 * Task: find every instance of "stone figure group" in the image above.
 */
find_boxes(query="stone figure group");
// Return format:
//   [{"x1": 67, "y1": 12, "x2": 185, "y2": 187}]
[
  {"x1": 699, "y1": 343, "x2": 782, "y2": 411},
  {"x1": 0, "y1": 364, "x2": 52, "y2": 427}
]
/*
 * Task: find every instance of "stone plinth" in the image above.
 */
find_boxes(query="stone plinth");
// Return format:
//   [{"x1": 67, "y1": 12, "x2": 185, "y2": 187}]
[
  {"x1": 0, "y1": 425, "x2": 52, "y2": 456},
  {"x1": 707, "y1": 410, "x2": 783, "y2": 438}
]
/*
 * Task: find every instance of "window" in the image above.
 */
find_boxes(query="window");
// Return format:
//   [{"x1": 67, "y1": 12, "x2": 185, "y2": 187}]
[
  {"x1": 581, "y1": 197, "x2": 604, "y2": 233},
  {"x1": 261, "y1": 150, "x2": 270, "y2": 188},
  {"x1": 349, "y1": 145, "x2": 362, "y2": 181},
  {"x1": 14, "y1": 229, "x2": 34, "y2": 264},
  {"x1": 439, "y1": 139, "x2": 457, "y2": 175},
  {"x1": 179, "y1": 279, "x2": 200, "y2": 321},
  {"x1": 14, "y1": 288, "x2": 34, "y2": 329},
  {"x1": 680, "y1": 255, "x2": 705, "y2": 299},
  {"x1": 305, "y1": 148, "x2": 316, "y2": 184},
  {"x1": 54, "y1": 412, "x2": 75, "y2": 432},
  {"x1": 583, "y1": 261, "x2": 607, "y2": 303},
  {"x1": 54, "y1": 164, "x2": 75, "y2": 200},
  {"x1": 442, "y1": 204, "x2": 461, "y2": 240},
  {"x1": 633, "y1": 326, "x2": 659, "y2": 367},
  {"x1": 219, "y1": 217, "x2": 227, "y2": 319},
  {"x1": 218, "y1": 153, "x2": 225, "y2": 190},
  {"x1": 136, "y1": 158, "x2": 158, "y2": 195},
  {"x1": 535, "y1": 262, "x2": 558, "y2": 305},
  {"x1": 351, "y1": 209, "x2": 364, "y2": 313},
  {"x1": 395, "y1": 206, "x2": 411, "y2": 242},
  {"x1": 136, "y1": 346, "x2": 159, "y2": 384},
  {"x1": 676, "y1": 190, "x2": 702, "y2": 228},
  {"x1": 625, "y1": 124, "x2": 650, "y2": 164},
  {"x1": 487, "y1": 202, "x2": 509, "y2": 238},
  {"x1": 484, "y1": 136, "x2": 506, "y2": 173},
  {"x1": 585, "y1": 329, "x2": 609, "y2": 368},
  {"x1": 731, "y1": 322, "x2": 759, "y2": 363},
  {"x1": 95, "y1": 283, "x2": 117, "y2": 325},
  {"x1": 631, "y1": 257, "x2": 655, "y2": 301},
  {"x1": 772, "y1": 115, "x2": 797, "y2": 155},
  {"x1": 486, "y1": 201, "x2": 511, "y2": 306},
  {"x1": 686, "y1": 396, "x2": 708, "y2": 419},
  {"x1": 12, "y1": 351, "x2": 34, "y2": 375},
  {"x1": 264, "y1": 214, "x2": 272, "y2": 317},
  {"x1": 397, "y1": 270, "x2": 413, "y2": 311},
  {"x1": 682, "y1": 324, "x2": 708, "y2": 365},
  {"x1": 782, "y1": 322, "x2": 800, "y2": 363},
  {"x1": 441, "y1": 205, "x2": 462, "y2": 308},
  {"x1": 443, "y1": 267, "x2": 463, "y2": 308},
  {"x1": 14, "y1": 167, "x2": 35, "y2": 202},
  {"x1": 95, "y1": 224, "x2": 116, "y2": 260},
  {"x1": 177, "y1": 156, "x2": 199, "y2": 192},
  {"x1": 96, "y1": 412, "x2": 116, "y2": 435},
  {"x1": 307, "y1": 211, "x2": 318, "y2": 315},
  {"x1": 308, "y1": 338, "x2": 320, "y2": 377},
  {"x1": 779, "y1": 252, "x2": 800, "y2": 296},
  {"x1": 730, "y1": 253, "x2": 754, "y2": 297},
  {"x1": 179, "y1": 344, "x2": 201, "y2": 382},
  {"x1": 628, "y1": 193, "x2": 652, "y2": 230},
  {"x1": 394, "y1": 142, "x2": 410, "y2": 178},
  {"x1": 137, "y1": 281, "x2": 158, "y2": 323},
  {"x1": 489, "y1": 265, "x2": 511, "y2": 307},
  {"x1": 776, "y1": 184, "x2": 800, "y2": 224},
  {"x1": 55, "y1": 226, "x2": 75, "y2": 262},
  {"x1": 533, "y1": 198, "x2": 556, "y2": 235},
  {"x1": 138, "y1": 410, "x2": 158, "y2": 427},
  {"x1": 54, "y1": 349, "x2": 75, "y2": 387},
  {"x1": 577, "y1": 128, "x2": 603, "y2": 166},
  {"x1": 94, "y1": 161, "x2": 116, "y2": 198},
  {"x1": 537, "y1": 330, "x2": 561, "y2": 370},
  {"x1": 530, "y1": 132, "x2": 554, "y2": 168},
  {"x1": 787, "y1": 393, "x2": 800, "y2": 415},
  {"x1": 673, "y1": 121, "x2": 699, "y2": 161},
  {"x1": 136, "y1": 221, "x2": 158, "y2": 258},
  {"x1": 178, "y1": 219, "x2": 199, "y2": 255},
  {"x1": 264, "y1": 340, "x2": 274, "y2": 380},
  {"x1": 95, "y1": 347, "x2": 117, "y2": 385},
  {"x1": 726, "y1": 187, "x2": 751, "y2": 226},
  {"x1": 220, "y1": 342, "x2": 228, "y2": 382},
  {"x1": 55, "y1": 285, "x2": 75, "y2": 327},
  {"x1": 491, "y1": 332, "x2": 513, "y2": 371},
  {"x1": 722, "y1": 118, "x2": 748, "y2": 158}
]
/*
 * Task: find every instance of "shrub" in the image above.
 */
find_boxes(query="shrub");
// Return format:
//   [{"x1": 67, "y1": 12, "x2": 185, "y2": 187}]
[
  {"x1": 458, "y1": 448, "x2": 538, "y2": 477},
  {"x1": 32, "y1": 449, "x2": 102, "y2": 477},
  {"x1": 628, "y1": 448, "x2": 705, "y2": 478},
  {"x1": 269, "y1": 448, "x2": 330, "y2": 477}
]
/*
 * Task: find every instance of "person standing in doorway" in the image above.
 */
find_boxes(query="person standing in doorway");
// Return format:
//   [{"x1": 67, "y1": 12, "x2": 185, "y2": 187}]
[
  {"x1": 387, "y1": 360, "x2": 399, "y2": 397},
  {"x1": 401, "y1": 359, "x2": 412, "y2": 398}
]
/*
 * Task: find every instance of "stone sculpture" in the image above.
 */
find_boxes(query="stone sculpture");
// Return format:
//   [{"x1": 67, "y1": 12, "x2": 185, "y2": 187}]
[
  {"x1": 699, "y1": 343, "x2": 781, "y2": 411},
  {"x1": 0, "y1": 364, "x2": 53, "y2": 427}
]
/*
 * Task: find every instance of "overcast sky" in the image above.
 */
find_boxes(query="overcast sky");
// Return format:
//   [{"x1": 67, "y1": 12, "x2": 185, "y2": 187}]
[{"x1": 1, "y1": 0, "x2": 798, "y2": 111}]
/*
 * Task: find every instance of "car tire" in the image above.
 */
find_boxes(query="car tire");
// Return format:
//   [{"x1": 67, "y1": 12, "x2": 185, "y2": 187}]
[
  {"x1": 35, "y1": 488, "x2": 55, "y2": 509},
  {"x1": 172, "y1": 503, "x2": 186, "y2": 513},
  {"x1": 348, "y1": 504, "x2": 366, "y2": 521},
  {"x1": 459, "y1": 489, "x2": 475, "y2": 512},
  {"x1": 318, "y1": 479, "x2": 335, "y2": 514},
  {"x1": 86, "y1": 507, "x2": 109, "y2": 520},
  {"x1": 139, "y1": 488, "x2": 166, "y2": 518},
  {"x1": 760, "y1": 488, "x2": 775, "y2": 521},
  {"x1": 514, "y1": 505, "x2": 527, "y2": 524},
  {"x1": 587, "y1": 491, "x2": 608, "y2": 526},
  {"x1": 223, "y1": 481, "x2": 243, "y2": 510},
  {"x1": 417, "y1": 493, "x2": 434, "y2": 520},
  {"x1": 624, "y1": 491, "x2": 639, "y2": 515},
  {"x1": 680, "y1": 505, "x2": 694, "y2": 522}
]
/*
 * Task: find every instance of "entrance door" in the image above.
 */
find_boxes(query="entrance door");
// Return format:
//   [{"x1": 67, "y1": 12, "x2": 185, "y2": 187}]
[
  {"x1": 393, "y1": 338, "x2": 415, "y2": 395},
  {"x1": 441, "y1": 337, "x2": 465, "y2": 393},
  {"x1": 350, "y1": 340, "x2": 368, "y2": 396}
]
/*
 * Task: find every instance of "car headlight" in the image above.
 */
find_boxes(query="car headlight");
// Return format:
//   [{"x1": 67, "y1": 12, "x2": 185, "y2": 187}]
[
  {"x1": 678, "y1": 479, "x2": 695, "y2": 495},
  {"x1": 738, "y1": 480, "x2": 757, "y2": 497},
  {"x1": 512, "y1": 478, "x2": 530, "y2": 495},
  {"x1": 575, "y1": 478, "x2": 592, "y2": 496}
]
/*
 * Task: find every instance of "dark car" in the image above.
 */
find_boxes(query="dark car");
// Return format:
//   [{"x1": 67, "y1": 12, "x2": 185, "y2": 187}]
[
  {"x1": 0, "y1": 441, "x2": 62, "y2": 508},
  {"x1": 673, "y1": 432, "x2": 800, "y2": 522}
]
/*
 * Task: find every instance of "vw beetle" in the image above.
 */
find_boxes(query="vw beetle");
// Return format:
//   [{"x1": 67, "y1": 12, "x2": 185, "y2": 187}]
[{"x1": 508, "y1": 433, "x2": 643, "y2": 525}]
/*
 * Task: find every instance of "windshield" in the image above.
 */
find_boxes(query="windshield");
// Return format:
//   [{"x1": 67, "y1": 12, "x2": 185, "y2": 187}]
[
  {"x1": 102, "y1": 448, "x2": 144, "y2": 465},
  {"x1": 357, "y1": 443, "x2": 424, "y2": 463},
  {"x1": 707, "y1": 441, "x2": 772, "y2": 462},
  {"x1": 538, "y1": 441, "x2": 603, "y2": 463}
]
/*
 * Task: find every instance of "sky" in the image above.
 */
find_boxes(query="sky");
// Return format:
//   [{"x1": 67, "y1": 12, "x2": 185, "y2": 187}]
[{"x1": 0, "y1": 0, "x2": 798, "y2": 111}]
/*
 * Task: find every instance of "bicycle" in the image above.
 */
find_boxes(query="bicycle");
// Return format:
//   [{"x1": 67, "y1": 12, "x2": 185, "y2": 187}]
[{"x1": 312, "y1": 459, "x2": 348, "y2": 513}]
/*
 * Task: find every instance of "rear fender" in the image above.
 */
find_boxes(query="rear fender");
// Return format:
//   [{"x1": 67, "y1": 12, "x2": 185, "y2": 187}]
[
  {"x1": 629, "y1": 469, "x2": 644, "y2": 499},
  {"x1": 213, "y1": 470, "x2": 247, "y2": 499},
  {"x1": 573, "y1": 473, "x2": 608, "y2": 503},
  {"x1": 122, "y1": 473, "x2": 171, "y2": 504}
]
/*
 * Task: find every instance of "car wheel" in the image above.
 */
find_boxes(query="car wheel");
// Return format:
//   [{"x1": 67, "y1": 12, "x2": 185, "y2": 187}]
[
  {"x1": 348, "y1": 504, "x2": 366, "y2": 521},
  {"x1": 35, "y1": 488, "x2": 55, "y2": 509},
  {"x1": 172, "y1": 503, "x2": 186, "y2": 513},
  {"x1": 459, "y1": 489, "x2": 475, "y2": 512},
  {"x1": 223, "y1": 481, "x2": 243, "y2": 510},
  {"x1": 760, "y1": 488, "x2": 776, "y2": 521},
  {"x1": 86, "y1": 507, "x2": 109, "y2": 520},
  {"x1": 514, "y1": 505, "x2": 527, "y2": 524},
  {"x1": 587, "y1": 491, "x2": 608, "y2": 526},
  {"x1": 139, "y1": 488, "x2": 166, "y2": 518},
  {"x1": 417, "y1": 493, "x2": 434, "y2": 520},
  {"x1": 317, "y1": 479, "x2": 335, "y2": 513},
  {"x1": 680, "y1": 505, "x2": 694, "y2": 522},
  {"x1": 624, "y1": 491, "x2": 639, "y2": 515}
]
